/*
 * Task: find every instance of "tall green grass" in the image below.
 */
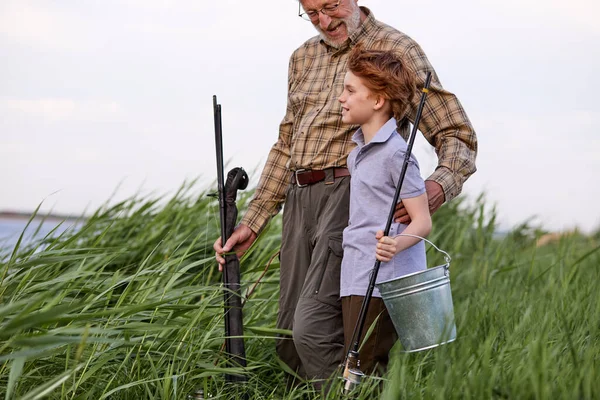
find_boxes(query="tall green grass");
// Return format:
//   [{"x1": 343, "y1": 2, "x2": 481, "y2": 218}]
[{"x1": 1, "y1": 184, "x2": 599, "y2": 399}]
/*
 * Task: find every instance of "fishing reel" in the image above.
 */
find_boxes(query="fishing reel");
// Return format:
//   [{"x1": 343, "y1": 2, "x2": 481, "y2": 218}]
[
  {"x1": 225, "y1": 167, "x2": 249, "y2": 193},
  {"x1": 341, "y1": 350, "x2": 365, "y2": 396}
]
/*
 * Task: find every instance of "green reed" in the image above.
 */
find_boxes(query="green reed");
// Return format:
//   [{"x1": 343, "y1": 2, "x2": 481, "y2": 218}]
[{"x1": 1, "y1": 183, "x2": 598, "y2": 399}]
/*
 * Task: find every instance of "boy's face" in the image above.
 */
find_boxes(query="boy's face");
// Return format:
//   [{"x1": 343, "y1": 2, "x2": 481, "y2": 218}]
[{"x1": 339, "y1": 70, "x2": 377, "y2": 125}]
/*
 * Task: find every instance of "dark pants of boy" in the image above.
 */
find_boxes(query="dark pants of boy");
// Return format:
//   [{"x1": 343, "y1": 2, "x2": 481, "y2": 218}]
[
  {"x1": 276, "y1": 170, "x2": 350, "y2": 387},
  {"x1": 342, "y1": 296, "x2": 398, "y2": 374}
]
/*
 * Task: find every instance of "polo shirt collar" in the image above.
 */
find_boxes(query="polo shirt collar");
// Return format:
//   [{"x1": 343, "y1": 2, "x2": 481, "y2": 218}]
[{"x1": 352, "y1": 117, "x2": 398, "y2": 147}]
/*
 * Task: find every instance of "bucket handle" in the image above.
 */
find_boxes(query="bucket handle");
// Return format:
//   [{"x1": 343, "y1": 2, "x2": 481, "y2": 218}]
[{"x1": 392, "y1": 233, "x2": 452, "y2": 266}]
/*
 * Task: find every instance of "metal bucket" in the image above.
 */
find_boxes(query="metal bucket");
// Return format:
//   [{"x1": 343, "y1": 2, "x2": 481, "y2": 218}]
[{"x1": 375, "y1": 236, "x2": 456, "y2": 352}]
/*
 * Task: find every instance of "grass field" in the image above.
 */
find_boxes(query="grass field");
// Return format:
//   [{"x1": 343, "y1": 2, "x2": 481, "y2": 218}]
[{"x1": 1, "y1": 183, "x2": 599, "y2": 399}]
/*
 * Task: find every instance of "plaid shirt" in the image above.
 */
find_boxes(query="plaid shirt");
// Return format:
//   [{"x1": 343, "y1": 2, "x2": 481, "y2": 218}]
[{"x1": 241, "y1": 7, "x2": 477, "y2": 234}]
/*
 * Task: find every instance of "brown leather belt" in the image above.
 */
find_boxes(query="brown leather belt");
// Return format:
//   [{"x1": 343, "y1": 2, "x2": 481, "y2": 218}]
[{"x1": 291, "y1": 167, "x2": 350, "y2": 187}]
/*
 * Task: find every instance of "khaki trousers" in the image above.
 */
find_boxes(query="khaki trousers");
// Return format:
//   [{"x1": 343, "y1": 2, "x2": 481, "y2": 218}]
[
  {"x1": 342, "y1": 295, "x2": 398, "y2": 374},
  {"x1": 276, "y1": 171, "x2": 350, "y2": 384}
]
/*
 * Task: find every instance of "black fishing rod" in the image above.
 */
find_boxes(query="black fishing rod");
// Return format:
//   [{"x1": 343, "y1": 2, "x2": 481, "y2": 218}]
[
  {"x1": 342, "y1": 72, "x2": 433, "y2": 394},
  {"x1": 213, "y1": 95, "x2": 248, "y2": 384}
]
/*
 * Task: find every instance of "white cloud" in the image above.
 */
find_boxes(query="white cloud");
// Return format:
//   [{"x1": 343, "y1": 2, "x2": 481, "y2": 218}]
[
  {"x1": 0, "y1": 3, "x2": 87, "y2": 50},
  {"x1": 0, "y1": 98, "x2": 121, "y2": 122},
  {"x1": 463, "y1": 109, "x2": 600, "y2": 232},
  {"x1": 3, "y1": 98, "x2": 76, "y2": 121},
  {"x1": 489, "y1": 0, "x2": 600, "y2": 34}
]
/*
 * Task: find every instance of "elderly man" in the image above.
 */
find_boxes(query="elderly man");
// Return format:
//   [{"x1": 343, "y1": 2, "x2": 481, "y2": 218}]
[{"x1": 214, "y1": 0, "x2": 477, "y2": 385}]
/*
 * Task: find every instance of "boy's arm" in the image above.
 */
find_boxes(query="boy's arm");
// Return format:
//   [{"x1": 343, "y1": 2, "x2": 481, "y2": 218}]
[{"x1": 375, "y1": 193, "x2": 431, "y2": 263}]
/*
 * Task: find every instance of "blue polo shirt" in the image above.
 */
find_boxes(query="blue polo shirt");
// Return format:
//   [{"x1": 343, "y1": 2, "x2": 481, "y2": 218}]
[{"x1": 341, "y1": 118, "x2": 427, "y2": 298}]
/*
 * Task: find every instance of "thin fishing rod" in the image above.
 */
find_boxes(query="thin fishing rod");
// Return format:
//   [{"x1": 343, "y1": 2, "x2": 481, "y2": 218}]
[
  {"x1": 213, "y1": 96, "x2": 249, "y2": 391},
  {"x1": 213, "y1": 95, "x2": 232, "y2": 360},
  {"x1": 214, "y1": 96, "x2": 228, "y2": 247},
  {"x1": 348, "y1": 71, "x2": 433, "y2": 355}
]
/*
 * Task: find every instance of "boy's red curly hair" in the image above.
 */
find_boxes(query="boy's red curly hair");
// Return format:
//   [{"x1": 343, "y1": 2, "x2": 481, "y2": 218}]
[{"x1": 347, "y1": 45, "x2": 417, "y2": 130}]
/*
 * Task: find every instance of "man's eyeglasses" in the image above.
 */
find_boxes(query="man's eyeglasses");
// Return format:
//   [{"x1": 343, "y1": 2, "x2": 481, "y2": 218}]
[{"x1": 298, "y1": 0, "x2": 342, "y2": 21}]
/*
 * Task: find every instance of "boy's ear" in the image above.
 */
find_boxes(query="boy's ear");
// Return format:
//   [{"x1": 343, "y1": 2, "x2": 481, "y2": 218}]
[{"x1": 373, "y1": 96, "x2": 386, "y2": 111}]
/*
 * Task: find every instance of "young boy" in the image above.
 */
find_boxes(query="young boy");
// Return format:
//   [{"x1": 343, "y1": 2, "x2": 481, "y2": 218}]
[{"x1": 338, "y1": 46, "x2": 432, "y2": 374}]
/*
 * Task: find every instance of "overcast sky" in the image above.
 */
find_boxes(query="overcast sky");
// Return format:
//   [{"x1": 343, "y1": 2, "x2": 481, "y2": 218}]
[{"x1": 1, "y1": 0, "x2": 599, "y2": 233}]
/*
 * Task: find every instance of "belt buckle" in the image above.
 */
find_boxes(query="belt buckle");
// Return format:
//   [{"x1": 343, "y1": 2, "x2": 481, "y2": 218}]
[{"x1": 295, "y1": 169, "x2": 308, "y2": 187}]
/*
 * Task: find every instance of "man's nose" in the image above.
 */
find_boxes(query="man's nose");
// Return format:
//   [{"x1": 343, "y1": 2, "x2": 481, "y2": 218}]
[{"x1": 317, "y1": 13, "x2": 332, "y2": 30}]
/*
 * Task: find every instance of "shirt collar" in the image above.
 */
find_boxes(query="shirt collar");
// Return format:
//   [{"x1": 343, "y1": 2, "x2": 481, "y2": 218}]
[
  {"x1": 349, "y1": 7, "x2": 376, "y2": 44},
  {"x1": 352, "y1": 117, "x2": 398, "y2": 147}
]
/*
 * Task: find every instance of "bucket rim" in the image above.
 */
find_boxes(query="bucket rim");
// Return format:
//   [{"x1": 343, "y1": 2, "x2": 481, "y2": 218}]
[
  {"x1": 400, "y1": 337, "x2": 457, "y2": 353},
  {"x1": 376, "y1": 263, "x2": 449, "y2": 287}
]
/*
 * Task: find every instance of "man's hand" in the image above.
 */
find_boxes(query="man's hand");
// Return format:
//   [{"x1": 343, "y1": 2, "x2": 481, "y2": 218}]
[
  {"x1": 213, "y1": 224, "x2": 257, "y2": 271},
  {"x1": 394, "y1": 180, "x2": 445, "y2": 224}
]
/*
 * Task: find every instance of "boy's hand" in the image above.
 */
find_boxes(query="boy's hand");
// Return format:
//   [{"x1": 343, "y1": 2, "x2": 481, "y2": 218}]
[{"x1": 375, "y1": 230, "x2": 399, "y2": 262}]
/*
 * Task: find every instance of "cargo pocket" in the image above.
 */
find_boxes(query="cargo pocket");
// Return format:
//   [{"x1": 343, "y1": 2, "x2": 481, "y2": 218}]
[{"x1": 314, "y1": 236, "x2": 343, "y2": 307}]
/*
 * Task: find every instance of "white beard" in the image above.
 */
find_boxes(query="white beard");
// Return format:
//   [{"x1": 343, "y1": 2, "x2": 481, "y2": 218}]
[{"x1": 318, "y1": 5, "x2": 361, "y2": 47}]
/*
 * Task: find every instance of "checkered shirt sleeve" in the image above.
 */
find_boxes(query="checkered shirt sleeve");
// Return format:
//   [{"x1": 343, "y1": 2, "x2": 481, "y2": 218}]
[{"x1": 241, "y1": 9, "x2": 477, "y2": 234}]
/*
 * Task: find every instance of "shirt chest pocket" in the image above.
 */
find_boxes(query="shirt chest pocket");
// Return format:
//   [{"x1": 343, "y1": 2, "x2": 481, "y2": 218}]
[{"x1": 289, "y1": 93, "x2": 320, "y2": 137}]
